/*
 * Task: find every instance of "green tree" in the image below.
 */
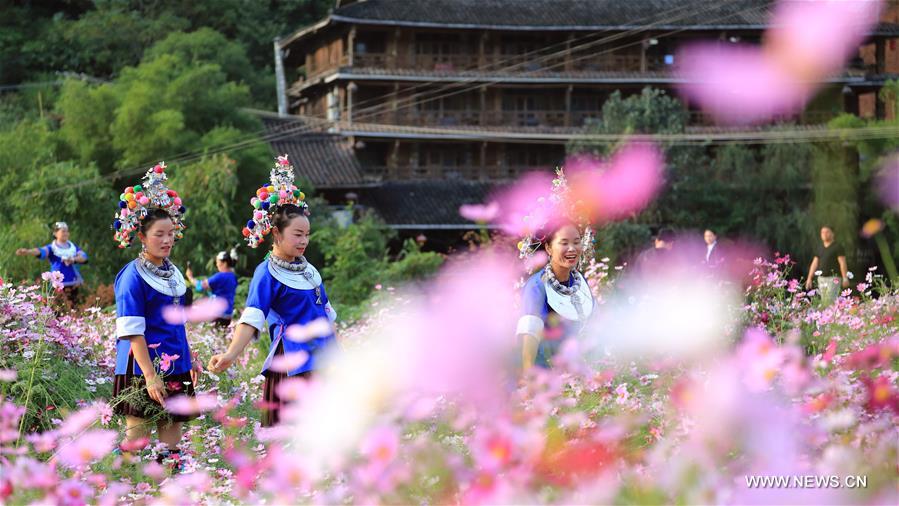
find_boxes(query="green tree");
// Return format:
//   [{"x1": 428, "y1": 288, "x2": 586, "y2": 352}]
[{"x1": 166, "y1": 154, "x2": 241, "y2": 269}]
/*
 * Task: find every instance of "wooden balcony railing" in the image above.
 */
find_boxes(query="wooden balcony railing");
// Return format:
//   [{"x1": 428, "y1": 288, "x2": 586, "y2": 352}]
[
  {"x1": 351, "y1": 51, "x2": 654, "y2": 73},
  {"x1": 362, "y1": 109, "x2": 571, "y2": 127},
  {"x1": 365, "y1": 164, "x2": 552, "y2": 180}
]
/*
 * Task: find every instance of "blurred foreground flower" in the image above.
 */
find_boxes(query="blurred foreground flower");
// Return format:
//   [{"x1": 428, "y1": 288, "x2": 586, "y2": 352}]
[{"x1": 677, "y1": 0, "x2": 883, "y2": 124}]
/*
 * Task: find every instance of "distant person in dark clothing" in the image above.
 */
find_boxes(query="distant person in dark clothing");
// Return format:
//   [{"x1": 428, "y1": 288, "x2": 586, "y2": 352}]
[
  {"x1": 805, "y1": 226, "x2": 849, "y2": 305},
  {"x1": 703, "y1": 228, "x2": 722, "y2": 267},
  {"x1": 637, "y1": 227, "x2": 675, "y2": 267}
]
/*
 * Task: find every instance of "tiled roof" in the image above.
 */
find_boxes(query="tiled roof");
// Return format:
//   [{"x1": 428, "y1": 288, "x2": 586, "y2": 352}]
[
  {"x1": 328, "y1": 0, "x2": 899, "y2": 34},
  {"x1": 359, "y1": 180, "x2": 497, "y2": 227},
  {"x1": 282, "y1": 0, "x2": 899, "y2": 46},
  {"x1": 259, "y1": 114, "x2": 368, "y2": 188},
  {"x1": 332, "y1": 0, "x2": 773, "y2": 29}
]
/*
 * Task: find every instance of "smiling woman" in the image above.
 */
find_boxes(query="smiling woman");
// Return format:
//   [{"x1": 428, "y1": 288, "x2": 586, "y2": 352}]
[
  {"x1": 110, "y1": 162, "x2": 196, "y2": 473},
  {"x1": 518, "y1": 221, "x2": 597, "y2": 371},
  {"x1": 208, "y1": 155, "x2": 338, "y2": 427}
]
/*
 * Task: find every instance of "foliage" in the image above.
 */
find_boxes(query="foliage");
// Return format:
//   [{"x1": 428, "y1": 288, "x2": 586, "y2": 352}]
[
  {"x1": 0, "y1": 0, "x2": 333, "y2": 105},
  {"x1": 313, "y1": 209, "x2": 391, "y2": 308},
  {"x1": 383, "y1": 239, "x2": 445, "y2": 283},
  {"x1": 1, "y1": 23, "x2": 282, "y2": 286},
  {"x1": 567, "y1": 87, "x2": 879, "y2": 273},
  {"x1": 166, "y1": 155, "x2": 241, "y2": 270}
]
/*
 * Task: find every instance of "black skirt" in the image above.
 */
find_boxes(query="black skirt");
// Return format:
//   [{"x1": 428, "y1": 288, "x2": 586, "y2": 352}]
[
  {"x1": 261, "y1": 340, "x2": 312, "y2": 427},
  {"x1": 112, "y1": 354, "x2": 196, "y2": 423}
]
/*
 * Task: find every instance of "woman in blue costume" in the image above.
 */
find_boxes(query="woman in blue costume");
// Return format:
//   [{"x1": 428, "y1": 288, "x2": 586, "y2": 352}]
[
  {"x1": 518, "y1": 221, "x2": 596, "y2": 371},
  {"x1": 208, "y1": 155, "x2": 337, "y2": 427},
  {"x1": 110, "y1": 162, "x2": 196, "y2": 472},
  {"x1": 16, "y1": 221, "x2": 88, "y2": 307},
  {"x1": 186, "y1": 248, "x2": 239, "y2": 327}
]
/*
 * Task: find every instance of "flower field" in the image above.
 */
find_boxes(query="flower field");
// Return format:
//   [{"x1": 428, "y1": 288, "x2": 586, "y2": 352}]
[{"x1": 0, "y1": 253, "x2": 896, "y2": 506}]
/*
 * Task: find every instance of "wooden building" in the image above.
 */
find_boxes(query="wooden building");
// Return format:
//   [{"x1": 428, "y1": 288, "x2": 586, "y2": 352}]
[{"x1": 268, "y1": 0, "x2": 899, "y2": 232}]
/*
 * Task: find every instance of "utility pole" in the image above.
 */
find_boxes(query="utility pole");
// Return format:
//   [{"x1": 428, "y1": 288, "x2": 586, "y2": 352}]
[{"x1": 274, "y1": 37, "x2": 288, "y2": 117}]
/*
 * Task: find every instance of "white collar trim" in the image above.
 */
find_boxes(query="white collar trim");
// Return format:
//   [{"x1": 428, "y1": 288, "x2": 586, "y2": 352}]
[
  {"x1": 267, "y1": 259, "x2": 322, "y2": 290},
  {"x1": 50, "y1": 241, "x2": 77, "y2": 259},
  {"x1": 134, "y1": 259, "x2": 187, "y2": 297},
  {"x1": 544, "y1": 272, "x2": 595, "y2": 321}
]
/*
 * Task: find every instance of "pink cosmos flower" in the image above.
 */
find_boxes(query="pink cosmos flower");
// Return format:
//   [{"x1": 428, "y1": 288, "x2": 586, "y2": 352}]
[
  {"x1": 98, "y1": 482, "x2": 131, "y2": 506},
  {"x1": 285, "y1": 318, "x2": 333, "y2": 343},
  {"x1": 55, "y1": 478, "x2": 93, "y2": 506},
  {"x1": 677, "y1": 0, "x2": 883, "y2": 125},
  {"x1": 165, "y1": 393, "x2": 219, "y2": 415},
  {"x1": 614, "y1": 384, "x2": 630, "y2": 405},
  {"x1": 269, "y1": 350, "x2": 310, "y2": 373},
  {"x1": 275, "y1": 377, "x2": 313, "y2": 402},
  {"x1": 162, "y1": 297, "x2": 228, "y2": 324},
  {"x1": 27, "y1": 431, "x2": 58, "y2": 453},
  {"x1": 459, "y1": 202, "x2": 500, "y2": 223},
  {"x1": 41, "y1": 271, "x2": 65, "y2": 292},
  {"x1": 821, "y1": 340, "x2": 838, "y2": 364},
  {"x1": 0, "y1": 369, "x2": 16, "y2": 382},
  {"x1": 59, "y1": 405, "x2": 99, "y2": 436},
  {"x1": 158, "y1": 352, "x2": 180, "y2": 372},
  {"x1": 492, "y1": 171, "x2": 556, "y2": 237},
  {"x1": 738, "y1": 327, "x2": 786, "y2": 392},
  {"x1": 56, "y1": 429, "x2": 117, "y2": 468},
  {"x1": 862, "y1": 375, "x2": 899, "y2": 414},
  {"x1": 565, "y1": 142, "x2": 665, "y2": 222},
  {"x1": 471, "y1": 427, "x2": 515, "y2": 471},
  {"x1": 119, "y1": 436, "x2": 150, "y2": 453},
  {"x1": 360, "y1": 425, "x2": 400, "y2": 465}
]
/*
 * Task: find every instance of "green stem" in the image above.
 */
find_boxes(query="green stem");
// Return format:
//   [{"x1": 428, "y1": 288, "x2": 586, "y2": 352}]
[
  {"x1": 874, "y1": 235, "x2": 899, "y2": 282},
  {"x1": 16, "y1": 283, "x2": 51, "y2": 445}
]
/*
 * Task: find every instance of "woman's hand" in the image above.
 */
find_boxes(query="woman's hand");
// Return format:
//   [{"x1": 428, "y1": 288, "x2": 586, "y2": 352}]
[
  {"x1": 145, "y1": 374, "x2": 167, "y2": 405},
  {"x1": 15, "y1": 248, "x2": 33, "y2": 257},
  {"x1": 208, "y1": 352, "x2": 236, "y2": 373}
]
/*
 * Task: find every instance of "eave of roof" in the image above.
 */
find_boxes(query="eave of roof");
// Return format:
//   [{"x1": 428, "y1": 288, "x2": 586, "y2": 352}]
[{"x1": 288, "y1": 68, "x2": 872, "y2": 94}]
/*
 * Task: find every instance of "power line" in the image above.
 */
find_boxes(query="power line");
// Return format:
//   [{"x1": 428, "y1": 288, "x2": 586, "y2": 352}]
[{"x1": 30, "y1": 0, "x2": 872, "y2": 195}]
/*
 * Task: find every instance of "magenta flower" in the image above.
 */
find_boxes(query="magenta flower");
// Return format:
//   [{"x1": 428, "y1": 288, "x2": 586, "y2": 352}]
[{"x1": 158, "y1": 352, "x2": 180, "y2": 372}]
